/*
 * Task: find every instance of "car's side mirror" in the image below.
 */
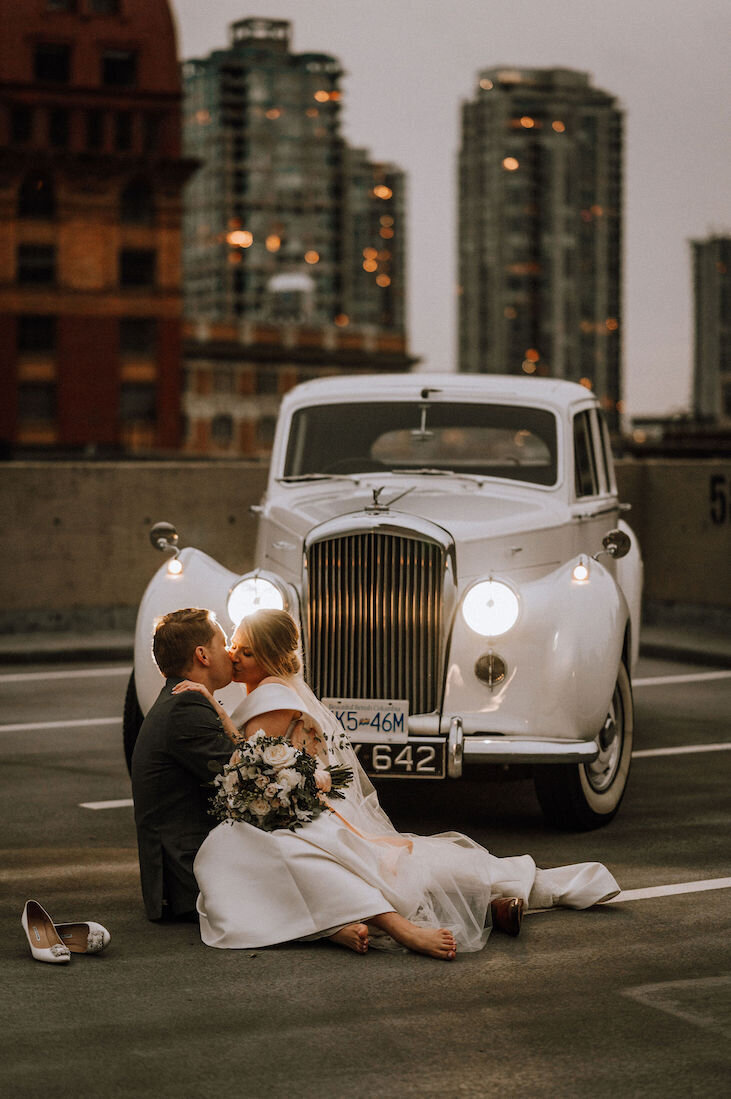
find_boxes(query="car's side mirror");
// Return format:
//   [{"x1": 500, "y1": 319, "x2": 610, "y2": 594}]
[
  {"x1": 595, "y1": 528, "x2": 631, "y2": 561},
  {"x1": 149, "y1": 521, "x2": 179, "y2": 554}
]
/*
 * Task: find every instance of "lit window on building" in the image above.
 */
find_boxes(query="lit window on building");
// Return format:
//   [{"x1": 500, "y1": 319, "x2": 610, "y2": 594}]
[
  {"x1": 17, "y1": 244, "x2": 56, "y2": 284},
  {"x1": 34, "y1": 43, "x2": 71, "y2": 83}
]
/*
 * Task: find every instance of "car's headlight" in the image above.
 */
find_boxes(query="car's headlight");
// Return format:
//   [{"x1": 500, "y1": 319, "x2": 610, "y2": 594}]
[
  {"x1": 227, "y1": 572, "x2": 289, "y2": 625},
  {"x1": 461, "y1": 580, "x2": 520, "y2": 637}
]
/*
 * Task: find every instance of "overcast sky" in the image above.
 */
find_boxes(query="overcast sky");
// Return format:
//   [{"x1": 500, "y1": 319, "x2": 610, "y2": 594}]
[{"x1": 171, "y1": 0, "x2": 730, "y2": 418}]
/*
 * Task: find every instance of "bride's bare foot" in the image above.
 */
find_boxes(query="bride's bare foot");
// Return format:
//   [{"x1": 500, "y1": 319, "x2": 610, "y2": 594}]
[
  {"x1": 398, "y1": 925, "x2": 457, "y2": 961},
  {"x1": 329, "y1": 922, "x2": 369, "y2": 954},
  {"x1": 367, "y1": 911, "x2": 457, "y2": 960}
]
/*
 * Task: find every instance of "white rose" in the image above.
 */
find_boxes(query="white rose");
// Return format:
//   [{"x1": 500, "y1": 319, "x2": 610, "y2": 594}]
[
  {"x1": 250, "y1": 796, "x2": 271, "y2": 816},
  {"x1": 314, "y1": 768, "x2": 332, "y2": 793},
  {"x1": 277, "y1": 767, "x2": 301, "y2": 793},
  {"x1": 255, "y1": 775, "x2": 269, "y2": 790},
  {"x1": 223, "y1": 772, "x2": 239, "y2": 794},
  {"x1": 265, "y1": 783, "x2": 280, "y2": 798},
  {"x1": 249, "y1": 729, "x2": 268, "y2": 747},
  {"x1": 262, "y1": 741, "x2": 299, "y2": 771}
]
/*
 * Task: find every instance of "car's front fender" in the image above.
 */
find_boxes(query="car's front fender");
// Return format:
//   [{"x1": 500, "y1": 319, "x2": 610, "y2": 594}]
[
  {"x1": 133, "y1": 547, "x2": 246, "y2": 716},
  {"x1": 442, "y1": 557, "x2": 628, "y2": 741}
]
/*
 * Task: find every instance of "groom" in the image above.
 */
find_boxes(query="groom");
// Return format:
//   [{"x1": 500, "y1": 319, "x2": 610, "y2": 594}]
[{"x1": 131, "y1": 608, "x2": 236, "y2": 922}]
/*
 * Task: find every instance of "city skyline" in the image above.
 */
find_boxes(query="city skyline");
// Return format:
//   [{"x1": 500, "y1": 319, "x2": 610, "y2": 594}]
[{"x1": 172, "y1": 0, "x2": 731, "y2": 419}]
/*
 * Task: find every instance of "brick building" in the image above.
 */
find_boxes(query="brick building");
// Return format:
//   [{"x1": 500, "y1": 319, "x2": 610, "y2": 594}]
[{"x1": 0, "y1": 0, "x2": 195, "y2": 454}]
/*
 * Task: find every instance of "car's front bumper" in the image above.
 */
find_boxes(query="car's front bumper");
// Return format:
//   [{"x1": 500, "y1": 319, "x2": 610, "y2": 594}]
[{"x1": 445, "y1": 716, "x2": 599, "y2": 777}]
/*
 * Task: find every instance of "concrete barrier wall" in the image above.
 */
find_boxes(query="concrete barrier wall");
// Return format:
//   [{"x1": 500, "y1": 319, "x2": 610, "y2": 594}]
[
  {"x1": 614, "y1": 459, "x2": 731, "y2": 612},
  {"x1": 0, "y1": 461, "x2": 268, "y2": 632},
  {"x1": 0, "y1": 458, "x2": 729, "y2": 631}
]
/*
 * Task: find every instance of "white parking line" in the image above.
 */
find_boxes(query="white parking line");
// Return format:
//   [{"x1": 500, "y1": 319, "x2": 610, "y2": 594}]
[
  {"x1": 603, "y1": 878, "x2": 731, "y2": 903},
  {"x1": 633, "y1": 742, "x2": 731, "y2": 758},
  {"x1": 0, "y1": 666, "x2": 131, "y2": 684},
  {"x1": 634, "y1": 670, "x2": 731, "y2": 687},
  {"x1": 528, "y1": 877, "x2": 731, "y2": 914},
  {"x1": 80, "y1": 798, "x2": 134, "y2": 810},
  {"x1": 0, "y1": 717, "x2": 121, "y2": 732}
]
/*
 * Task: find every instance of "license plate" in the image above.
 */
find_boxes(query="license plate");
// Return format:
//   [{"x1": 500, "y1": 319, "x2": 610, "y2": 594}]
[
  {"x1": 353, "y1": 739, "x2": 446, "y2": 779},
  {"x1": 324, "y1": 698, "x2": 409, "y2": 743}
]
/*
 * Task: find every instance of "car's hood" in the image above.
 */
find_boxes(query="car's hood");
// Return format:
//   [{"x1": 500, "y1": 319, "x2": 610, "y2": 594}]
[{"x1": 261, "y1": 478, "x2": 570, "y2": 578}]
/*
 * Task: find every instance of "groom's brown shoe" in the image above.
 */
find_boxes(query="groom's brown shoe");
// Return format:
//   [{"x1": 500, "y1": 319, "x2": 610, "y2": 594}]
[{"x1": 490, "y1": 897, "x2": 524, "y2": 936}]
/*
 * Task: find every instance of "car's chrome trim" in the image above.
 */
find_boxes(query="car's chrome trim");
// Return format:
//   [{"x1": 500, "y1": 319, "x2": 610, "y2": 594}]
[
  {"x1": 304, "y1": 511, "x2": 454, "y2": 553},
  {"x1": 462, "y1": 737, "x2": 599, "y2": 764},
  {"x1": 447, "y1": 716, "x2": 463, "y2": 778}
]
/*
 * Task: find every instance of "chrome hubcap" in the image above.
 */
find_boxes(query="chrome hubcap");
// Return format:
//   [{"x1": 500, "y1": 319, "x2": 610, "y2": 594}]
[{"x1": 586, "y1": 683, "x2": 623, "y2": 793}]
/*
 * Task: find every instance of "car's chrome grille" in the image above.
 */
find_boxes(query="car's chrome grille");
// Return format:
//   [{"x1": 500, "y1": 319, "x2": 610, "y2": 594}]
[{"x1": 305, "y1": 532, "x2": 444, "y2": 714}]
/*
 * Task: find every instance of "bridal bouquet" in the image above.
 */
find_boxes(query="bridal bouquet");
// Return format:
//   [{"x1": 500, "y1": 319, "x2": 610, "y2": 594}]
[{"x1": 209, "y1": 730, "x2": 353, "y2": 832}]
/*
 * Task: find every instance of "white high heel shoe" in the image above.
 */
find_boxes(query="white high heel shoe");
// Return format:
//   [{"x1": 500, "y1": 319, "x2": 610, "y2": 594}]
[
  {"x1": 21, "y1": 901, "x2": 71, "y2": 964},
  {"x1": 54, "y1": 921, "x2": 111, "y2": 954}
]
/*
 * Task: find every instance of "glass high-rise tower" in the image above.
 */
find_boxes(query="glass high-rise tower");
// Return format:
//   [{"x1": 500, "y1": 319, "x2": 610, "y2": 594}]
[
  {"x1": 458, "y1": 67, "x2": 623, "y2": 429},
  {"x1": 182, "y1": 17, "x2": 406, "y2": 333},
  {"x1": 692, "y1": 234, "x2": 730, "y2": 422}
]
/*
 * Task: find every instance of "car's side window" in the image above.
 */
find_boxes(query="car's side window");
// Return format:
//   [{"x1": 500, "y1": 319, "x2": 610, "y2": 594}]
[
  {"x1": 573, "y1": 410, "x2": 599, "y2": 498},
  {"x1": 596, "y1": 410, "x2": 616, "y2": 494}
]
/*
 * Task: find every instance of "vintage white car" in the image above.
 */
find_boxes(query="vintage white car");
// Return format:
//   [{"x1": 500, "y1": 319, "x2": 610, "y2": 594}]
[{"x1": 126, "y1": 373, "x2": 643, "y2": 830}]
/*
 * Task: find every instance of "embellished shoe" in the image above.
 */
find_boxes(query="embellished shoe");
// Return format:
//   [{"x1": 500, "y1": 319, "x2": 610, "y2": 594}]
[
  {"x1": 54, "y1": 921, "x2": 111, "y2": 954},
  {"x1": 490, "y1": 897, "x2": 524, "y2": 936},
  {"x1": 21, "y1": 901, "x2": 71, "y2": 964}
]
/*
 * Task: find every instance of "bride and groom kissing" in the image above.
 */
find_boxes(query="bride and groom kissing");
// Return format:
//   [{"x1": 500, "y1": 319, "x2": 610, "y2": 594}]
[{"x1": 130, "y1": 607, "x2": 620, "y2": 960}]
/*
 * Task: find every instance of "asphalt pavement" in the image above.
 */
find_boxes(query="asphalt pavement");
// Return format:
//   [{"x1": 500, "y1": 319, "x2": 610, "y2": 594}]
[{"x1": 2, "y1": 633, "x2": 730, "y2": 1097}]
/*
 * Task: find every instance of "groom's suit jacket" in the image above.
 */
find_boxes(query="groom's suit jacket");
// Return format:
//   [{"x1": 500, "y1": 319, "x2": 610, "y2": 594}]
[{"x1": 131, "y1": 678, "x2": 233, "y2": 920}]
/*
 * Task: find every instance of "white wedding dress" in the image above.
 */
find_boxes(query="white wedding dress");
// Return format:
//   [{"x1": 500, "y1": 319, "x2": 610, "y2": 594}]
[{"x1": 194, "y1": 679, "x2": 620, "y2": 952}]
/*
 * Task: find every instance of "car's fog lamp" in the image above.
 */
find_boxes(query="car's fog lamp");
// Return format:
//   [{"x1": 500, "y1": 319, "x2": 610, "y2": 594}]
[
  {"x1": 475, "y1": 651, "x2": 507, "y2": 688},
  {"x1": 227, "y1": 573, "x2": 287, "y2": 625},
  {"x1": 572, "y1": 558, "x2": 590, "y2": 583},
  {"x1": 462, "y1": 580, "x2": 519, "y2": 637}
]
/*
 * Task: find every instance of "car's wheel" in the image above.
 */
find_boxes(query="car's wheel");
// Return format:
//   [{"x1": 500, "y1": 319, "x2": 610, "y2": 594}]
[
  {"x1": 534, "y1": 661, "x2": 633, "y2": 830},
  {"x1": 123, "y1": 671, "x2": 144, "y2": 775}
]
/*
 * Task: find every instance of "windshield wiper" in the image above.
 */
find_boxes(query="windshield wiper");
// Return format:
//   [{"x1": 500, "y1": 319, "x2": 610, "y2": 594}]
[{"x1": 388, "y1": 468, "x2": 485, "y2": 486}]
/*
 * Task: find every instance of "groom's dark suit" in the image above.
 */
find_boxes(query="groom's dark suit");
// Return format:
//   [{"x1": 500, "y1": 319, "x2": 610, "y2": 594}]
[{"x1": 131, "y1": 678, "x2": 233, "y2": 920}]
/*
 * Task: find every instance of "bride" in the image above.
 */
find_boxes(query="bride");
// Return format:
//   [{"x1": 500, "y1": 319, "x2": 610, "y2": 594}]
[{"x1": 175, "y1": 609, "x2": 619, "y2": 960}]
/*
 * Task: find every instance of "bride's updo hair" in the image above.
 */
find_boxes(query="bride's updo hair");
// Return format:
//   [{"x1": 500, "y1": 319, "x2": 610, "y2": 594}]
[{"x1": 240, "y1": 608, "x2": 301, "y2": 679}]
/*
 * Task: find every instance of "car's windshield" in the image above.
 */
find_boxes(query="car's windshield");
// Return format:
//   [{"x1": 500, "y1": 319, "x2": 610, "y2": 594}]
[{"x1": 283, "y1": 401, "x2": 558, "y2": 486}]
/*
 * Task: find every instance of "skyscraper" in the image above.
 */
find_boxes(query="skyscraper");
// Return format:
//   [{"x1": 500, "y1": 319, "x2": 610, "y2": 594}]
[
  {"x1": 692, "y1": 234, "x2": 730, "y2": 422},
  {"x1": 182, "y1": 17, "x2": 406, "y2": 333},
  {"x1": 0, "y1": 0, "x2": 193, "y2": 454},
  {"x1": 458, "y1": 67, "x2": 623, "y2": 428}
]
